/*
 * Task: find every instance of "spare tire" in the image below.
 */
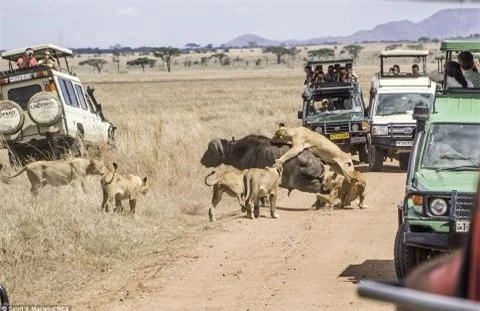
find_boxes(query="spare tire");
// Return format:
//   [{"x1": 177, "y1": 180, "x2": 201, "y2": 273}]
[
  {"x1": 0, "y1": 100, "x2": 25, "y2": 135},
  {"x1": 27, "y1": 91, "x2": 63, "y2": 126}
]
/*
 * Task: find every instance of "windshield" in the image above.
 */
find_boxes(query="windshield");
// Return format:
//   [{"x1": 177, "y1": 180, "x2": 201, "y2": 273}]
[
  {"x1": 375, "y1": 93, "x2": 433, "y2": 116},
  {"x1": 306, "y1": 94, "x2": 362, "y2": 116},
  {"x1": 421, "y1": 124, "x2": 480, "y2": 170}
]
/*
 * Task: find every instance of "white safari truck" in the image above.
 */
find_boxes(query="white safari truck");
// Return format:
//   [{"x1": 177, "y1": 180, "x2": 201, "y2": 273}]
[
  {"x1": 368, "y1": 50, "x2": 436, "y2": 171},
  {"x1": 0, "y1": 44, "x2": 115, "y2": 165}
]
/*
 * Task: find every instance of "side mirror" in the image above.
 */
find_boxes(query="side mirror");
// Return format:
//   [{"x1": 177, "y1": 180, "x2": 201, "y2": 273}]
[
  {"x1": 412, "y1": 106, "x2": 429, "y2": 121},
  {"x1": 297, "y1": 111, "x2": 303, "y2": 119}
]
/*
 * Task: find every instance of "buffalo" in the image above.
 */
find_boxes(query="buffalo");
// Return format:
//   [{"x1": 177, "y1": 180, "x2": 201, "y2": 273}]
[{"x1": 200, "y1": 135, "x2": 327, "y2": 200}]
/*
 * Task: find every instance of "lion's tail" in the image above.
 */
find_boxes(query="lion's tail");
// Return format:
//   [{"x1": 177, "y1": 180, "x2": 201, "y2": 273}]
[
  {"x1": 0, "y1": 164, "x2": 28, "y2": 180},
  {"x1": 204, "y1": 171, "x2": 217, "y2": 187}
]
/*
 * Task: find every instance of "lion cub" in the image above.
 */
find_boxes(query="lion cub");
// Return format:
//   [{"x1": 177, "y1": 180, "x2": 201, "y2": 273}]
[
  {"x1": 315, "y1": 169, "x2": 367, "y2": 209},
  {"x1": 101, "y1": 163, "x2": 148, "y2": 214},
  {"x1": 242, "y1": 166, "x2": 283, "y2": 219}
]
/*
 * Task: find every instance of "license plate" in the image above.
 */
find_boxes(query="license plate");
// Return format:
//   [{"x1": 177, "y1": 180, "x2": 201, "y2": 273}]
[
  {"x1": 396, "y1": 141, "x2": 413, "y2": 147},
  {"x1": 456, "y1": 220, "x2": 470, "y2": 233},
  {"x1": 330, "y1": 132, "x2": 349, "y2": 140}
]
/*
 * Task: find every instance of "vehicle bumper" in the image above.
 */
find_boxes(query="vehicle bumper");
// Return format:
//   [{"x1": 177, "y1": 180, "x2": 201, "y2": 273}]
[
  {"x1": 404, "y1": 220, "x2": 468, "y2": 251},
  {"x1": 370, "y1": 136, "x2": 413, "y2": 152}
]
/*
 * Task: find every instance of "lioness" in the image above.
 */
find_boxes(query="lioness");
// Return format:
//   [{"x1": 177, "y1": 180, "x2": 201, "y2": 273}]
[
  {"x1": 101, "y1": 163, "x2": 148, "y2": 214},
  {"x1": 0, "y1": 158, "x2": 107, "y2": 195},
  {"x1": 315, "y1": 169, "x2": 367, "y2": 209},
  {"x1": 204, "y1": 170, "x2": 247, "y2": 222},
  {"x1": 272, "y1": 124, "x2": 355, "y2": 180},
  {"x1": 242, "y1": 166, "x2": 283, "y2": 219}
]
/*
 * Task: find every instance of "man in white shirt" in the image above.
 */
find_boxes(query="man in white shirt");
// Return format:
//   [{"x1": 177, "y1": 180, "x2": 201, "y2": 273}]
[{"x1": 458, "y1": 51, "x2": 480, "y2": 87}]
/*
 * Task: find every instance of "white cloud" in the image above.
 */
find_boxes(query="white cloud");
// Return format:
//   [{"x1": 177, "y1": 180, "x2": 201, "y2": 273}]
[{"x1": 116, "y1": 6, "x2": 141, "y2": 18}]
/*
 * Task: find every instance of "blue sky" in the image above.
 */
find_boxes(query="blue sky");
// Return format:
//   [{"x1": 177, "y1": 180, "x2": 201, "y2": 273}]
[{"x1": 1, "y1": 0, "x2": 479, "y2": 50}]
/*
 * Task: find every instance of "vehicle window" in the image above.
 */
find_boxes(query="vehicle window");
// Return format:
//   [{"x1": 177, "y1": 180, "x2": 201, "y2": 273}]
[
  {"x1": 307, "y1": 94, "x2": 362, "y2": 116},
  {"x1": 421, "y1": 124, "x2": 480, "y2": 170},
  {"x1": 58, "y1": 78, "x2": 79, "y2": 108},
  {"x1": 74, "y1": 84, "x2": 89, "y2": 111},
  {"x1": 375, "y1": 93, "x2": 433, "y2": 116},
  {"x1": 7, "y1": 84, "x2": 42, "y2": 109}
]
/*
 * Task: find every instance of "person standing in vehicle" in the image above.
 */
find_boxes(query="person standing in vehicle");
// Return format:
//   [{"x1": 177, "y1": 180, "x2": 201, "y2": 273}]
[
  {"x1": 38, "y1": 50, "x2": 59, "y2": 70},
  {"x1": 411, "y1": 64, "x2": 420, "y2": 77},
  {"x1": 458, "y1": 51, "x2": 480, "y2": 87},
  {"x1": 304, "y1": 65, "x2": 314, "y2": 86},
  {"x1": 445, "y1": 61, "x2": 474, "y2": 88},
  {"x1": 16, "y1": 48, "x2": 38, "y2": 68}
]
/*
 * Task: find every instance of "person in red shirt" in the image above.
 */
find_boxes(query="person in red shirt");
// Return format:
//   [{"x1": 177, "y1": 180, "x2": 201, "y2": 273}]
[{"x1": 16, "y1": 48, "x2": 38, "y2": 68}]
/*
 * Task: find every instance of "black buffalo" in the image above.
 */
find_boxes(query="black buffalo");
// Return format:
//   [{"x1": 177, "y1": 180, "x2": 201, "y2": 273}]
[{"x1": 200, "y1": 135, "x2": 326, "y2": 196}]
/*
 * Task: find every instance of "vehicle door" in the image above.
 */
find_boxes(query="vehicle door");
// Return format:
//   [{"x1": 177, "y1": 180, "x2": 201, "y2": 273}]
[
  {"x1": 72, "y1": 83, "x2": 107, "y2": 143},
  {"x1": 55, "y1": 76, "x2": 93, "y2": 141}
]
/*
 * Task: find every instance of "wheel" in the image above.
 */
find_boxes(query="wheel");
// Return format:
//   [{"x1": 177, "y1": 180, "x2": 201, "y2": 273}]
[
  {"x1": 394, "y1": 223, "x2": 431, "y2": 280},
  {"x1": 368, "y1": 144, "x2": 384, "y2": 172},
  {"x1": 399, "y1": 153, "x2": 410, "y2": 171},
  {"x1": 358, "y1": 145, "x2": 368, "y2": 163},
  {"x1": 70, "y1": 132, "x2": 87, "y2": 157}
]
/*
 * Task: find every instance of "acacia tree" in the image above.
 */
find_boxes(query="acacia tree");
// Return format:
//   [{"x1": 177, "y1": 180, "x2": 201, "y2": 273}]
[
  {"x1": 152, "y1": 47, "x2": 181, "y2": 72},
  {"x1": 343, "y1": 44, "x2": 364, "y2": 62},
  {"x1": 78, "y1": 58, "x2": 107, "y2": 73},
  {"x1": 307, "y1": 48, "x2": 335, "y2": 60},
  {"x1": 210, "y1": 53, "x2": 229, "y2": 65},
  {"x1": 263, "y1": 46, "x2": 291, "y2": 64},
  {"x1": 126, "y1": 57, "x2": 156, "y2": 73}
]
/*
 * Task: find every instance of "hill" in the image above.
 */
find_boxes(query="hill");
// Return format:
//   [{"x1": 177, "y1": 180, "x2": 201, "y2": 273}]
[{"x1": 223, "y1": 8, "x2": 480, "y2": 47}]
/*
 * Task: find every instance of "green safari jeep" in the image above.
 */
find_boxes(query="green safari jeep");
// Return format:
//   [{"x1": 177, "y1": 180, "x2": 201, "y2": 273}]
[{"x1": 394, "y1": 40, "x2": 480, "y2": 279}]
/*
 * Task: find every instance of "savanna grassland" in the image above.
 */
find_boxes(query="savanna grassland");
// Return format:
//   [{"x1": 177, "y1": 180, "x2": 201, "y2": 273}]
[{"x1": 0, "y1": 43, "x2": 440, "y2": 304}]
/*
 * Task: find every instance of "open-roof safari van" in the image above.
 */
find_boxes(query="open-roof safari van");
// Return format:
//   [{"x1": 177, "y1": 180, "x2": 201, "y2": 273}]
[
  {"x1": 394, "y1": 40, "x2": 480, "y2": 280},
  {"x1": 368, "y1": 50, "x2": 437, "y2": 171},
  {"x1": 0, "y1": 44, "x2": 115, "y2": 165}
]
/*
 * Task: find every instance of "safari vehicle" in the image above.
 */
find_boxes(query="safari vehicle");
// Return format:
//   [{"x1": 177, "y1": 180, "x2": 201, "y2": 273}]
[
  {"x1": 394, "y1": 40, "x2": 480, "y2": 280},
  {"x1": 368, "y1": 50, "x2": 436, "y2": 171},
  {"x1": 298, "y1": 59, "x2": 369, "y2": 162},
  {"x1": 0, "y1": 44, "x2": 115, "y2": 165}
]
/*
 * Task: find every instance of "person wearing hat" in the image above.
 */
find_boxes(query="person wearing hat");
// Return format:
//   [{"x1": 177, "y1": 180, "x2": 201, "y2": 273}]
[
  {"x1": 38, "y1": 50, "x2": 58, "y2": 70},
  {"x1": 16, "y1": 48, "x2": 38, "y2": 68}
]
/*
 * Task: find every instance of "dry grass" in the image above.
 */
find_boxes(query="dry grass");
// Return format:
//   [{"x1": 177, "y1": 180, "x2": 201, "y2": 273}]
[{"x1": 0, "y1": 42, "x2": 441, "y2": 303}]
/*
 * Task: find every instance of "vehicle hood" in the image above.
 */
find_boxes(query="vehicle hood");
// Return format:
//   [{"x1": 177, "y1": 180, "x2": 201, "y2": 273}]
[
  {"x1": 372, "y1": 113, "x2": 415, "y2": 125},
  {"x1": 305, "y1": 111, "x2": 365, "y2": 123},
  {"x1": 413, "y1": 169, "x2": 479, "y2": 193}
]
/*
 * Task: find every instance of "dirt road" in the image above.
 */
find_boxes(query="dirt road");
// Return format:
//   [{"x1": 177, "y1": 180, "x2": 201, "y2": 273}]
[{"x1": 73, "y1": 165, "x2": 405, "y2": 311}]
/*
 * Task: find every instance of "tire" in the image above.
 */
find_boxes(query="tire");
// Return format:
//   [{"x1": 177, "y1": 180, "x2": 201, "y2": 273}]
[
  {"x1": 399, "y1": 153, "x2": 410, "y2": 171},
  {"x1": 27, "y1": 91, "x2": 63, "y2": 126},
  {"x1": 0, "y1": 100, "x2": 25, "y2": 135},
  {"x1": 358, "y1": 145, "x2": 368, "y2": 163},
  {"x1": 368, "y1": 144, "x2": 384, "y2": 172},
  {"x1": 394, "y1": 223, "x2": 433, "y2": 280},
  {"x1": 70, "y1": 132, "x2": 87, "y2": 157},
  {"x1": 394, "y1": 223, "x2": 416, "y2": 280}
]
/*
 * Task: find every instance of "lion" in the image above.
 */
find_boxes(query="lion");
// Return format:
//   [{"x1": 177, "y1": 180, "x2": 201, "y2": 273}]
[
  {"x1": 242, "y1": 166, "x2": 283, "y2": 219},
  {"x1": 204, "y1": 169, "x2": 247, "y2": 222},
  {"x1": 0, "y1": 158, "x2": 107, "y2": 195},
  {"x1": 100, "y1": 163, "x2": 148, "y2": 214},
  {"x1": 314, "y1": 169, "x2": 367, "y2": 209},
  {"x1": 272, "y1": 124, "x2": 355, "y2": 180}
]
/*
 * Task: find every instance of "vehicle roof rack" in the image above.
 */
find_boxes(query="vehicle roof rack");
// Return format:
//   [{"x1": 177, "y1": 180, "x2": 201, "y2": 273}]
[
  {"x1": 306, "y1": 58, "x2": 354, "y2": 66},
  {"x1": 379, "y1": 50, "x2": 430, "y2": 57},
  {"x1": 440, "y1": 40, "x2": 480, "y2": 52},
  {"x1": 1, "y1": 44, "x2": 73, "y2": 61}
]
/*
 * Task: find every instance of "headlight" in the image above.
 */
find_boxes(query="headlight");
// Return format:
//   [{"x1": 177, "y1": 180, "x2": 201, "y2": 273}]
[
  {"x1": 429, "y1": 198, "x2": 448, "y2": 216},
  {"x1": 351, "y1": 124, "x2": 359, "y2": 131},
  {"x1": 361, "y1": 121, "x2": 369, "y2": 130},
  {"x1": 371, "y1": 125, "x2": 388, "y2": 136},
  {"x1": 315, "y1": 127, "x2": 323, "y2": 134}
]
